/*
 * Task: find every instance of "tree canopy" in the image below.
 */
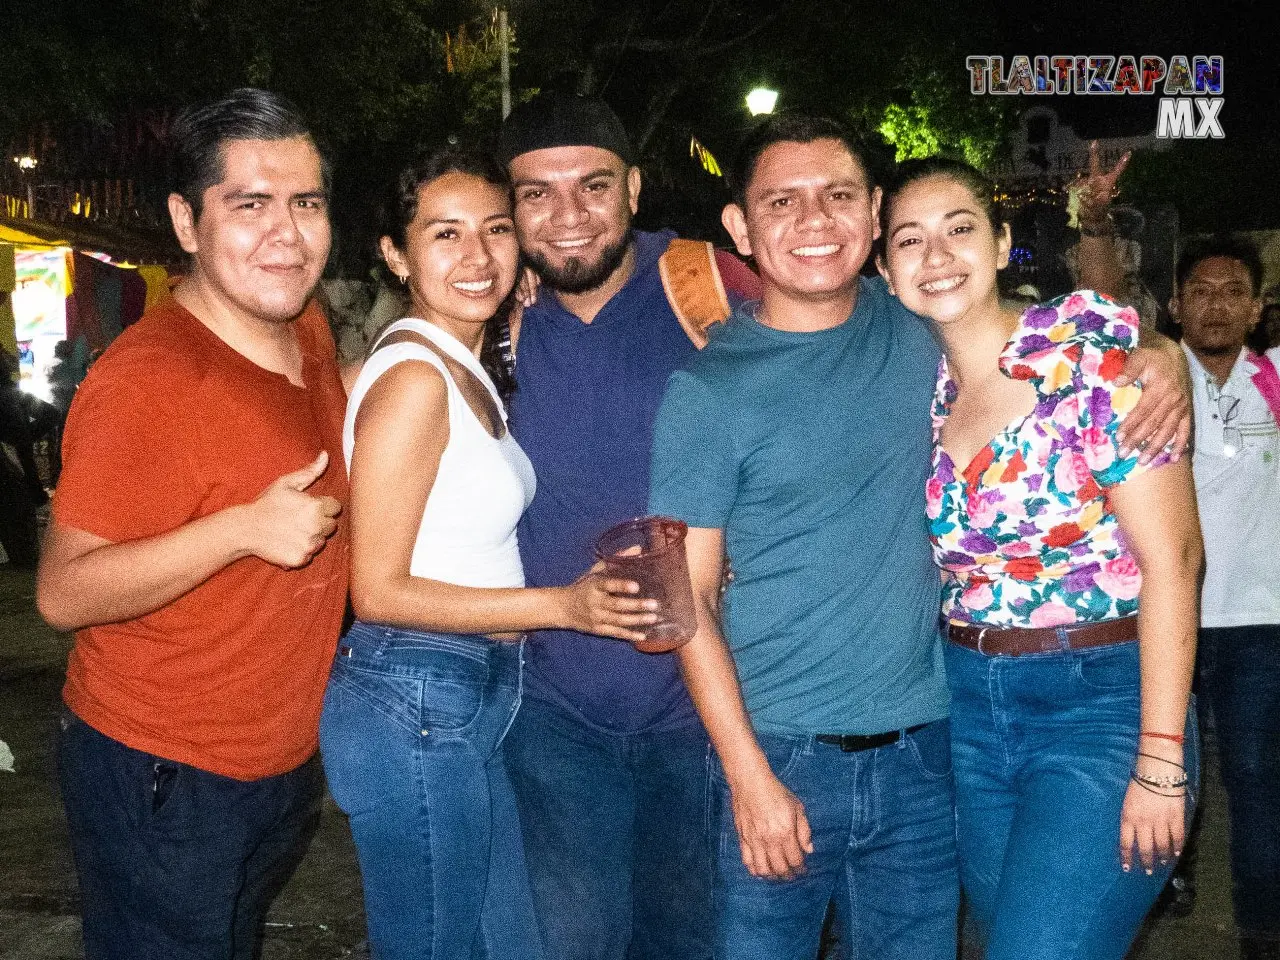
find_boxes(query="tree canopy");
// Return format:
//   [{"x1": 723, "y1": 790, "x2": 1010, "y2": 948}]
[{"x1": 5, "y1": 0, "x2": 1269, "y2": 253}]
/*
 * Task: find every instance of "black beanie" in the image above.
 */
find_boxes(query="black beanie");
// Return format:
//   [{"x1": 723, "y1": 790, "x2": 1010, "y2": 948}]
[{"x1": 497, "y1": 91, "x2": 636, "y2": 167}]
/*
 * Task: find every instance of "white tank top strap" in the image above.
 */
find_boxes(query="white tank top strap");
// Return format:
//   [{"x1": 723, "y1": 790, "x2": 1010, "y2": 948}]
[
  {"x1": 371, "y1": 317, "x2": 506, "y2": 422},
  {"x1": 345, "y1": 318, "x2": 509, "y2": 475},
  {"x1": 346, "y1": 338, "x2": 452, "y2": 436}
]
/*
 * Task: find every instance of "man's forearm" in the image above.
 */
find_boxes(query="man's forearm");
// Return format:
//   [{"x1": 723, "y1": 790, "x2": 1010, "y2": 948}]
[
  {"x1": 677, "y1": 599, "x2": 771, "y2": 786},
  {"x1": 36, "y1": 508, "x2": 253, "y2": 632}
]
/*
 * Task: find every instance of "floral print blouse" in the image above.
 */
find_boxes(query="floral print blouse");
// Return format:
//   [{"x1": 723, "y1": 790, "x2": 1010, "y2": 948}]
[{"x1": 929, "y1": 290, "x2": 1166, "y2": 628}]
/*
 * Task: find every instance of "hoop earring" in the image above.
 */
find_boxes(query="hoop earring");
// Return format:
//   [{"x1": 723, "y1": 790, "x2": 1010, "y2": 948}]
[{"x1": 398, "y1": 274, "x2": 408, "y2": 287}]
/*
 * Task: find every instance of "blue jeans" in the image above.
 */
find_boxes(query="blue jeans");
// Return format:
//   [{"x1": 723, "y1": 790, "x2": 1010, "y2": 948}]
[
  {"x1": 503, "y1": 694, "x2": 713, "y2": 960},
  {"x1": 946, "y1": 640, "x2": 1200, "y2": 960},
  {"x1": 57, "y1": 708, "x2": 323, "y2": 960},
  {"x1": 1199, "y1": 624, "x2": 1280, "y2": 940},
  {"x1": 319, "y1": 622, "x2": 541, "y2": 960},
  {"x1": 709, "y1": 720, "x2": 958, "y2": 960}
]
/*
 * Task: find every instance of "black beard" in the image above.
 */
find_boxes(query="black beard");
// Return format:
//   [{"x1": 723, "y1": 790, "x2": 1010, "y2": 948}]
[{"x1": 526, "y1": 230, "x2": 633, "y2": 295}]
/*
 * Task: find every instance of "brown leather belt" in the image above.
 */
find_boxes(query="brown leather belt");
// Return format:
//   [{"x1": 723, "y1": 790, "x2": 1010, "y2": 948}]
[{"x1": 947, "y1": 616, "x2": 1138, "y2": 657}]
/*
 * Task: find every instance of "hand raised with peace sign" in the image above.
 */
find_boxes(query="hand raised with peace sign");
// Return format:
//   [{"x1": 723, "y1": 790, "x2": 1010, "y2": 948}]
[{"x1": 1071, "y1": 140, "x2": 1132, "y2": 230}]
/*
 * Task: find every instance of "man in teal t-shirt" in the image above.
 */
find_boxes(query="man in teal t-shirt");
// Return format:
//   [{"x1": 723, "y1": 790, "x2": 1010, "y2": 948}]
[
  {"x1": 650, "y1": 112, "x2": 1190, "y2": 960},
  {"x1": 648, "y1": 113, "x2": 957, "y2": 960},
  {"x1": 651, "y1": 272, "x2": 947, "y2": 737}
]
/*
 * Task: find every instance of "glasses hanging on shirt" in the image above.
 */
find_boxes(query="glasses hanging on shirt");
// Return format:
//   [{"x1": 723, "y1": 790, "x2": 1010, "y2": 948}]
[{"x1": 1206, "y1": 375, "x2": 1243, "y2": 456}]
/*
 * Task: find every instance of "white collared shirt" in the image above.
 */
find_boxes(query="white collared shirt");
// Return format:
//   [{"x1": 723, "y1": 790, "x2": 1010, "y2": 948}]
[{"x1": 1183, "y1": 342, "x2": 1280, "y2": 627}]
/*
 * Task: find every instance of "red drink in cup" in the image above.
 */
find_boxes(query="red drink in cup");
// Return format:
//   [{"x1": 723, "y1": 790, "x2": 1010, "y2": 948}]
[{"x1": 595, "y1": 517, "x2": 698, "y2": 654}]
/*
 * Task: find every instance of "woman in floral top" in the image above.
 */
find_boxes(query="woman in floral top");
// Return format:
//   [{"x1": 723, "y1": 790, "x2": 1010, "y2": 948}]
[{"x1": 877, "y1": 157, "x2": 1203, "y2": 960}]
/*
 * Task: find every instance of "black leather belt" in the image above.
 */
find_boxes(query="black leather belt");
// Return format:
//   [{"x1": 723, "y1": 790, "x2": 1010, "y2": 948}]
[{"x1": 815, "y1": 722, "x2": 930, "y2": 753}]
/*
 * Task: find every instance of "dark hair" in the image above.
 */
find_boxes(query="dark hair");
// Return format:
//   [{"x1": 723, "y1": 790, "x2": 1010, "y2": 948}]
[
  {"x1": 380, "y1": 146, "x2": 518, "y2": 400},
  {"x1": 169, "y1": 88, "x2": 329, "y2": 219},
  {"x1": 1176, "y1": 235, "x2": 1264, "y2": 296},
  {"x1": 729, "y1": 112, "x2": 871, "y2": 207},
  {"x1": 880, "y1": 156, "x2": 1003, "y2": 238}
]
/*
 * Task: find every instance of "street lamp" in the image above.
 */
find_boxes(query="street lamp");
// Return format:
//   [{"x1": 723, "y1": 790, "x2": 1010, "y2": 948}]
[
  {"x1": 745, "y1": 87, "x2": 778, "y2": 116},
  {"x1": 12, "y1": 156, "x2": 38, "y2": 218}
]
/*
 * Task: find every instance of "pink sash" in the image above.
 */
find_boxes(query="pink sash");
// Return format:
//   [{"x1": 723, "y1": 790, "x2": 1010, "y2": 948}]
[{"x1": 1250, "y1": 351, "x2": 1280, "y2": 426}]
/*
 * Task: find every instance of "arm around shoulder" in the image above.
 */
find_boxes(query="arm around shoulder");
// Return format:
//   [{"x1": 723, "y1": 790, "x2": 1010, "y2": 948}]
[{"x1": 1113, "y1": 326, "x2": 1193, "y2": 461}]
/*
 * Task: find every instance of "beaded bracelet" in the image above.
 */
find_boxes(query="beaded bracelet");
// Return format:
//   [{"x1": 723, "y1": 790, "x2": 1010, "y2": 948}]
[{"x1": 1131, "y1": 769, "x2": 1189, "y2": 790}]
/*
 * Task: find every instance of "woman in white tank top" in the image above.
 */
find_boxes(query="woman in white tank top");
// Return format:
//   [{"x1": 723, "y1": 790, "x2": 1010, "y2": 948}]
[{"x1": 318, "y1": 148, "x2": 657, "y2": 960}]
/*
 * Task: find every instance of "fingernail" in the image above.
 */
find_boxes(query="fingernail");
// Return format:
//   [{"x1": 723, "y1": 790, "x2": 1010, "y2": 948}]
[{"x1": 1122, "y1": 864, "x2": 1130, "y2": 872}]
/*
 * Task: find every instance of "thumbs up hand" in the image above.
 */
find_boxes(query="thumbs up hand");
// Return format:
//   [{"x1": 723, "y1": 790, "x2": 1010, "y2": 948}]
[{"x1": 244, "y1": 450, "x2": 343, "y2": 568}]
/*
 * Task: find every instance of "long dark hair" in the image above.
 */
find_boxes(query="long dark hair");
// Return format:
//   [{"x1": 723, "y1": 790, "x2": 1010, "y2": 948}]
[{"x1": 380, "y1": 145, "x2": 518, "y2": 399}]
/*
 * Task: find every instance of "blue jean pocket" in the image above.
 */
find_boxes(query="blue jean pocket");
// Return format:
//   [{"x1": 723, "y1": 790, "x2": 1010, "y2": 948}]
[
  {"x1": 328, "y1": 664, "x2": 486, "y2": 738},
  {"x1": 1073, "y1": 641, "x2": 1141, "y2": 693},
  {"x1": 420, "y1": 676, "x2": 487, "y2": 735},
  {"x1": 907, "y1": 719, "x2": 953, "y2": 780}
]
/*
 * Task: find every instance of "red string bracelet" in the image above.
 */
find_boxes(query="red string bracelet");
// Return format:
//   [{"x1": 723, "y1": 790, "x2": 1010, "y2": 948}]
[{"x1": 1140, "y1": 731, "x2": 1185, "y2": 745}]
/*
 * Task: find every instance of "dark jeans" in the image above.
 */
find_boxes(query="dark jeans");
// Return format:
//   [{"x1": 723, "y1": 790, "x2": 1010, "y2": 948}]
[
  {"x1": 1200, "y1": 624, "x2": 1280, "y2": 940},
  {"x1": 504, "y1": 694, "x2": 713, "y2": 960},
  {"x1": 57, "y1": 708, "x2": 323, "y2": 960},
  {"x1": 709, "y1": 721, "x2": 958, "y2": 960}
]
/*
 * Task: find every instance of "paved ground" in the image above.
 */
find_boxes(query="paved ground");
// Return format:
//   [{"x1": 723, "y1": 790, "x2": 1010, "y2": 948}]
[{"x1": 0, "y1": 563, "x2": 1242, "y2": 959}]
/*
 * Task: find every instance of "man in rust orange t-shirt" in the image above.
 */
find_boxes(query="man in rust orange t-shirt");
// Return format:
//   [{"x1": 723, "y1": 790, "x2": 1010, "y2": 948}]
[{"x1": 36, "y1": 89, "x2": 349, "y2": 960}]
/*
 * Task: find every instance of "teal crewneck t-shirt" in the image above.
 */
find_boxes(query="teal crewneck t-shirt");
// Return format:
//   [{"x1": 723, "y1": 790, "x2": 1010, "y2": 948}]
[{"x1": 649, "y1": 276, "x2": 949, "y2": 735}]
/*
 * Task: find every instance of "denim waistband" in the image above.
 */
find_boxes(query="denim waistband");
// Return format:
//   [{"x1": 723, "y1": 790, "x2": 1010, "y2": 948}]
[{"x1": 339, "y1": 620, "x2": 521, "y2": 670}]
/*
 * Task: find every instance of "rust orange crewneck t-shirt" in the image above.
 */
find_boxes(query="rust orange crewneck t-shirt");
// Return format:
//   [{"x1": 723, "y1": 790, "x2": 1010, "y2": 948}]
[{"x1": 53, "y1": 297, "x2": 350, "y2": 781}]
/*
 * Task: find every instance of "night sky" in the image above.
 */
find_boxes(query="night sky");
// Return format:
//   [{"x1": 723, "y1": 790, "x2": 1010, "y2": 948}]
[{"x1": 980, "y1": 0, "x2": 1274, "y2": 144}]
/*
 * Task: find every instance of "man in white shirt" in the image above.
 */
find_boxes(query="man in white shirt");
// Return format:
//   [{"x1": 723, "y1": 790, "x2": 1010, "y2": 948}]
[{"x1": 1171, "y1": 237, "x2": 1280, "y2": 960}]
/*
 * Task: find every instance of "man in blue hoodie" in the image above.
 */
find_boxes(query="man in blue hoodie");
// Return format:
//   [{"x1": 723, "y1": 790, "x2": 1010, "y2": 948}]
[{"x1": 497, "y1": 92, "x2": 758, "y2": 960}]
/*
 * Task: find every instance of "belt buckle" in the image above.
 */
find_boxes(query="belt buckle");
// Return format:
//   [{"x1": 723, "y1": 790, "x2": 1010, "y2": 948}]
[{"x1": 974, "y1": 626, "x2": 992, "y2": 656}]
